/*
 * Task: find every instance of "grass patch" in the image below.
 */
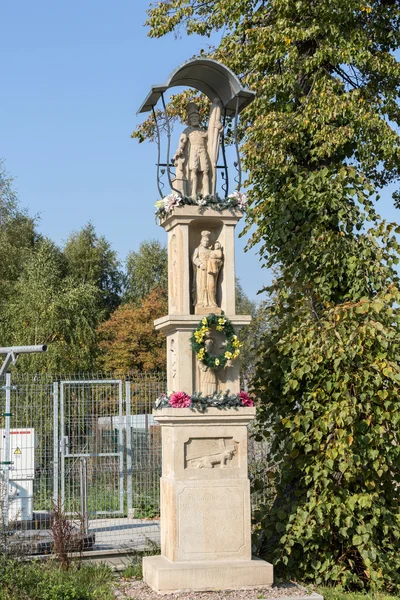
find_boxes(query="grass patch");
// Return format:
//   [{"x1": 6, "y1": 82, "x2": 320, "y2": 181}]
[
  {"x1": 121, "y1": 540, "x2": 161, "y2": 581},
  {"x1": 317, "y1": 588, "x2": 400, "y2": 600},
  {"x1": 0, "y1": 557, "x2": 115, "y2": 600}
]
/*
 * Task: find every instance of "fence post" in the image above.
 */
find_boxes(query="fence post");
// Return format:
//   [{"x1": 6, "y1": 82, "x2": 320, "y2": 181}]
[
  {"x1": 79, "y1": 457, "x2": 89, "y2": 534},
  {"x1": 53, "y1": 381, "x2": 59, "y2": 505},
  {"x1": 125, "y1": 381, "x2": 133, "y2": 518},
  {"x1": 3, "y1": 372, "x2": 12, "y2": 530},
  {"x1": 118, "y1": 381, "x2": 124, "y2": 515}
]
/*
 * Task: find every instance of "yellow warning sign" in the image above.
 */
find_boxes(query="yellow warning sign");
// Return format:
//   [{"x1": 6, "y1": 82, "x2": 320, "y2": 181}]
[{"x1": 14, "y1": 447, "x2": 22, "y2": 455}]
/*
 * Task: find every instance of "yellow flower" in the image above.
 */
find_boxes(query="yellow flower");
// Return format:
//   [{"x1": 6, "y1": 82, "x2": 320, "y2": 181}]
[
  {"x1": 216, "y1": 326, "x2": 223, "y2": 331},
  {"x1": 201, "y1": 326, "x2": 209, "y2": 333},
  {"x1": 197, "y1": 349, "x2": 205, "y2": 360},
  {"x1": 224, "y1": 351, "x2": 233, "y2": 359},
  {"x1": 232, "y1": 336, "x2": 242, "y2": 348},
  {"x1": 215, "y1": 358, "x2": 220, "y2": 366},
  {"x1": 218, "y1": 318, "x2": 226, "y2": 325},
  {"x1": 194, "y1": 331, "x2": 205, "y2": 343},
  {"x1": 202, "y1": 317, "x2": 208, "y2": 325},
  {"x1": 232, "y1": 350, "x2": 240, "y2": 359},
  {"x1": 284, "y1": 36, "x2": 291, "y2": 45},
  {"x1": 361, "y1": 5, "x2": 372, "y2": 12}
]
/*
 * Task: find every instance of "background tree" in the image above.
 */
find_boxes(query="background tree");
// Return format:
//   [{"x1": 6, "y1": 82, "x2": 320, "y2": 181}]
[
  {"x1": 97, "y1": 287, "x2": 168, "y2": 372},
  {"x1": 0, "y1": 160, "x2": 38, "y2": 339},
  {"x1": 140, "y1": 0, "x2": 400, "y2": 590},
  {"x1": 6, "y1": 239, "x2": 101, "y2": 372},
  {"x1": 64, "y1": 222, "x2": 122, "y2": 316},
  {"x1": 124, "y1": 239, "x2": 168, "y2": 304}
]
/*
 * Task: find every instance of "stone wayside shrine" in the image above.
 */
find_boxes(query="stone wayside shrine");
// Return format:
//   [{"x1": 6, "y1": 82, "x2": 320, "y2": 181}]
[{"x1": 137, "y1": 59, "x2": 273, "y2": 593}]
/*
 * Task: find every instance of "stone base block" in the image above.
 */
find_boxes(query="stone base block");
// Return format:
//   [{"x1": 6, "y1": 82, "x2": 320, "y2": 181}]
[{"x1": 143, "y1": 555, "x2": 273, "y2": 594}]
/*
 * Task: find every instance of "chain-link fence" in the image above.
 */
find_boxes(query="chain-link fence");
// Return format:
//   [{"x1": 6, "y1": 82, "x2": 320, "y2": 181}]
[{"x1": 0, "y1": 372, "x2": 268, "y2": 557}]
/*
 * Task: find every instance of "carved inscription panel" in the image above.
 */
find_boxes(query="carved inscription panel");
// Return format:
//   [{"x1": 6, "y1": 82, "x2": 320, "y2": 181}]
[
  {"x1": 178, "y1": 486, "x2": 245, "y2": 556},
  {"x1": 185, "y1": 437, "x2": 239, "y2": 469}
]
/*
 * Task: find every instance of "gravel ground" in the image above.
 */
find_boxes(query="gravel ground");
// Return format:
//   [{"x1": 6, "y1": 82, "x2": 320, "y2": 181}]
[{"x1": 114, "y1": 580, "x2": 320, "y2": 599}]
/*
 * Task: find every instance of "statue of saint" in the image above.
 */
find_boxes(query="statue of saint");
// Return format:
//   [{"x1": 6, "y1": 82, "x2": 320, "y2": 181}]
[
  {"x1": 173, "y1": 100, "x2": 223, "y2": 197},
  {"x1": 192, "y1": 231, "x2": 224, "y2": 313}
]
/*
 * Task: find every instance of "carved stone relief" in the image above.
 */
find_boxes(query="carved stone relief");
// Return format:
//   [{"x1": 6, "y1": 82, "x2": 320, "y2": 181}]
[
  {"x1": 170, "y1": 338, "x2": 177, "y2": 381},
  {"x1": 185, "y1": 437, "x2": 238, "y2": 469},
  {"x1": 170, "y1": 233, "x2": 177, "y2": 310}
]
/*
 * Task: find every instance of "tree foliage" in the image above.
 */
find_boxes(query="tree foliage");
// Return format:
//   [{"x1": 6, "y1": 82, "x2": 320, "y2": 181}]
[
  {"x1": 64, "y1": 223, "x2": 122, "y2": 315},
  {"x1": 0, "y1": 160, "x2": 38, "y2": 334},
  {"x1": 5, "y1": 239, "x2": 101, "y2": 373},
  {"x1": 141, "y1": 0, "x2": 400, "y2": 590},
  {"x1": 124, "y1": 239, "x2": 168, "y2": 304},
  {"x1": 97, "y1": 287, "x2": 168, "y2": 372}
]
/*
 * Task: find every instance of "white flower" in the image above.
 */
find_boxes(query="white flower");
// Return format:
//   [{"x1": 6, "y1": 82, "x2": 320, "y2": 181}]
[
  {"x1": 228, "y1": 190, "x2": 248, "y2": 209},
  {"x1": 161, "y1": 193, "x2": 182, "y2": 214}
]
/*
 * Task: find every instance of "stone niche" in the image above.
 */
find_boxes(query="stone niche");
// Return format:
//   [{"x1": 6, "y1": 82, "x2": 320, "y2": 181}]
[
  {"x1": 161, "y1": 206, "x2": 241, "y2": 317},
  {"x1": 143, "y1": 408, "x2": 273, "y2": 593},
  {"x1": 189, "y1": 218, "x2": 224, "y2": 315}
]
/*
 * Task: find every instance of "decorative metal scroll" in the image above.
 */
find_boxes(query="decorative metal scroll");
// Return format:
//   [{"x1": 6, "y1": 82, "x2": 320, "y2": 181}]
[{"x1": 137, "y1": 58, "x2": 255, "y2": 199}]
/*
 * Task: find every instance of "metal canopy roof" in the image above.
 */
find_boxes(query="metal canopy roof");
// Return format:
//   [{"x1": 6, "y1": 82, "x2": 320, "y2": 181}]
[{"x1": 137, "y1": 58, "x2": 255, "y2": 117}]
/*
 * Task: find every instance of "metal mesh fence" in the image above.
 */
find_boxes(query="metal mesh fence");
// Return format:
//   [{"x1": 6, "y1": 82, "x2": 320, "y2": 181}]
[{"x1": 0, "y1": 372, "x2": 268, "y2": 557}]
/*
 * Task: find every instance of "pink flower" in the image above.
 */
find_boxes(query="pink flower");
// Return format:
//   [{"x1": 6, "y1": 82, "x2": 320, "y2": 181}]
[
  {"x1": 238, "y1": 391, "x2": 254, "y2": 407},
  {"x1": 169, "y1": 391, "x2": 191, "y2": 408}
]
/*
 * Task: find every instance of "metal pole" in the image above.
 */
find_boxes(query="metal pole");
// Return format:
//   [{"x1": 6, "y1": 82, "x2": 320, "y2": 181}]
[
  {"x1": 125, "y1": 381, "x2": 133, "y2": 518},
  {"x1": 3, "y1": 372, "x2": 11, "y2": 528},
  {"x1": 53, "y1": 382, "x2": 59, "y2": 505},
  {"x1": 60, "y1": 383, "x2": 65, "y2": 509},
  {"x1": 152, "y1": 106, "x2": 164, "y2": 199},
  {"x1": 234, "y1": 96, "x2": 242, "y2": 191},
  {"x1": 118, "y1": 381, "x2": 124, "y2": 515},
  {"x1": 161, "y1": 93, "x2": 181, "y2": 195},
  {"x1": 79, "y1": 458, "x2": 88, "y2": 535}
]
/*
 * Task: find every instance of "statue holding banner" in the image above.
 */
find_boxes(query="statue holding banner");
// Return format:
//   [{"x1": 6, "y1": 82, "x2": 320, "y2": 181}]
[{"x1": 173, "y1": 100, "x2": 223, "y2": 197}]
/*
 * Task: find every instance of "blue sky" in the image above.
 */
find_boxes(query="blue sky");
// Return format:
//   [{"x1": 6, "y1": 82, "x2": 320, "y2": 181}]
[{"x1": 1, "y1": 1, "x2": 399, "y2": 302}]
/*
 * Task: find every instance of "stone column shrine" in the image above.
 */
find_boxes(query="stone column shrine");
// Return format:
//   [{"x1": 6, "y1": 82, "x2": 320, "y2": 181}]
[{"x1": 137, "y1": 58, "x2": 273, "y2": 593}]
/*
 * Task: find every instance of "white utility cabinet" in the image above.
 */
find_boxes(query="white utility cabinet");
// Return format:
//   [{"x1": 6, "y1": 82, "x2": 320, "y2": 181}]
[{"x1": 0, "y1": 428, "x2": 36, "y2": 521}]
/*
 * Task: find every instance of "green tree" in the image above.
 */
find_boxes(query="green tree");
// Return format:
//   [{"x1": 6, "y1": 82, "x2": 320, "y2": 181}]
[
  {"x1": 6, "y1": 239, "x2": 101, "y2": 372},
  {"x1": 139, "y1": 0, "x2": 400, "y2": 590},
  {"x1": 64, "y1": 223, "x2": 122, "y2": 315},
  {"x1": 235, "y1": 278, "x2": 269, "y2": 383},
  {"x1": 124, "y1": 239, "x2": 168, "y2": 304},
  {"x1": 0, "y1": 160, "x2": 38, "y2": 338}
]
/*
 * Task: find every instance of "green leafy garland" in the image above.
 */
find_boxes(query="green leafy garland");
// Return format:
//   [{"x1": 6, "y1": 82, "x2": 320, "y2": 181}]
[
  {"x1": 154, "y1": 390, "x2": 254, "y2": 412},
  {"x1": 190, "y1": 313, "x2": 242, "y2": 370},
  {"x1": 154, "y1": 191, "x2": 247, "y2": 221}
]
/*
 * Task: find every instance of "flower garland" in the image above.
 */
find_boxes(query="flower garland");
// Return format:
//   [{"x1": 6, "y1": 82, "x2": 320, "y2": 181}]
[
  {"x1": 155, "y1": 390, "x2": 254, "y2": 411},
  {"x1": 190, "y1": 314, "x2": 242, "y2": 370},
  {"x1": 154, "y1": 191, "x2": 248, "y2": 220}
]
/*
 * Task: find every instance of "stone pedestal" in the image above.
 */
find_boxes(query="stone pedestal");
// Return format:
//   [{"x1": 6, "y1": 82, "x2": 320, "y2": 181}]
[
  {"x1": 143, "y1": 408, "x2": 273, "y2": 593},
  {"x1": 155, "y1": 205, "x2": 251, "y2": 396}
]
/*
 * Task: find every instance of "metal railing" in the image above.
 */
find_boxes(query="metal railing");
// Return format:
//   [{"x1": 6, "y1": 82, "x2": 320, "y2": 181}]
[{"x1": 0, "y1": 372, "x2": 268, "y2": 556}]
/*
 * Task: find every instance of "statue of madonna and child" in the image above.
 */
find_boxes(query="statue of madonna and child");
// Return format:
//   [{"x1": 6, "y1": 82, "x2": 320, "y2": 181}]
[{"x1": 192, "y1": 230, "x2": 224, "y2": 314}]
